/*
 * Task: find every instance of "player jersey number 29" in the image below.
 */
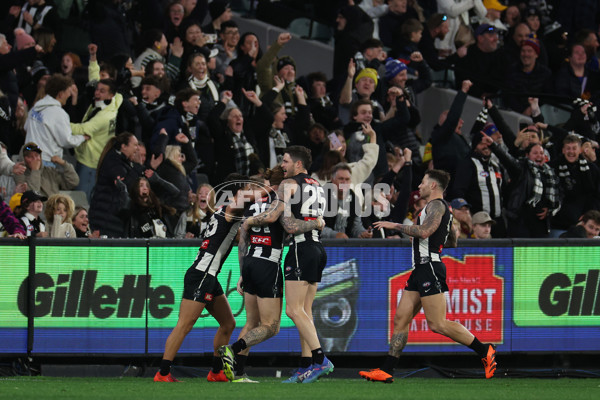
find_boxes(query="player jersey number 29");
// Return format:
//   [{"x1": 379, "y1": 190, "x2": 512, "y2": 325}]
[{"x1": 299, "y1": 185, "x2": 325, "y2": 217}]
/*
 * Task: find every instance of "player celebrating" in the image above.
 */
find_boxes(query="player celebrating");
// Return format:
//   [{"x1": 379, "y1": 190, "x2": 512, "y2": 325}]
[
  {"x1": 224, "y1": 146, "x2": 332, "y2": 383},
  {"x1": 218, "y1": 166, "x2": 325, "y2": 382},
  {"x1": 154, "y1": 174, "x2": 259, "y2": 383},
  {"x1": 359, "y1": 169, "x2": 497, "y2": 383}
]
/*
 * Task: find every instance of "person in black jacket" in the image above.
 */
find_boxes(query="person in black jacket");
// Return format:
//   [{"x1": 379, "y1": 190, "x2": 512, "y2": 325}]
[
  {"x1": 89, "y1": 132, "x2": 144, "y2": 237},
  {"x1": 550, "y1": 134, "x2": 600, "y2": 234},
  {"x1": 454, "y1": 24, "x2": 505, "y2": 99},
  {"x1": 483, "y1": 136, "x2": 560, "y2": 238},
  {"x1": 0, "y1": 34, "x2": 41, "y2": 115},
  {"x1": 430, "y1": 80, "x2": 473, "y2": 193},
  {"x1": 559, "y1": 210, "x2": 600, "y2": 238},
  {"x1": 503, "y1": 35, "x2": 553, "y2": 114},
  {"x1": 222, "y1": 32, "x2": 262, "y2": 118},
  {"x1": 155, "y1": 135, "x2": 198, "y2": 218},
  {"x1": 206, "y1": 90, "x2": 258, "y2": 184},
  {"x1": 240, "y1": 80, "x2": 310, "y2": 169}
]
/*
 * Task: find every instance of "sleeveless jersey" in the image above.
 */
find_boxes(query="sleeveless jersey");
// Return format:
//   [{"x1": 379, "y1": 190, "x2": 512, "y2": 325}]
[
  {"x1": 412, "y1": 198, "x2": 453, "y2": 266},
  {"x1": 288, "y1": 173, "x2": 326, "y2": 243},
  {"x1": 190, "y1": 207, "x2": 241, "y2": 276},
  {"x1": 244, "y1": 190, "x2": 285, "y2": 263}
]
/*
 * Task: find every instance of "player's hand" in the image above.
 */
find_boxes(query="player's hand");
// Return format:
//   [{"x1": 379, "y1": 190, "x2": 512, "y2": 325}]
[
  {"x1": 236, "y1": 276, "x2": 244, "y2": 296},
  {"x1": 373, "y1": 220, "x2": 398, "y2": 231},
  {"x1": 316, "y1": 216, "x2": 325, "y2": 230}
]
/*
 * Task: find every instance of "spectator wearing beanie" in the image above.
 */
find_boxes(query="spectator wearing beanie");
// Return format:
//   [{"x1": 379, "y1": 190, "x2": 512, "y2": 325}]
[
  {"x1": 503, "y1": 34, "x2": 552, "y2": 115},
  {"x1": 384, "y1": 57, "x2": 424, "y2": 167},
  {"x1": 13, "y1": 28, "x2": 35, "y2": 51},
  {"x1": 339, "y1": 64, "x2": 386, "y2": 124},
  {"x1": 203, "y1": 0, "x2": 232, "y2": 35},
  {"x1": 256, "y1": 32, "x2": 305, "y2": 121}
]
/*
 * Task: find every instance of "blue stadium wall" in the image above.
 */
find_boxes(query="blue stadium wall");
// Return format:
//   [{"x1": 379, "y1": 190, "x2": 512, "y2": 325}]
[{"x1": 1, "y1": 238, "x2": 599, "y2": 356}]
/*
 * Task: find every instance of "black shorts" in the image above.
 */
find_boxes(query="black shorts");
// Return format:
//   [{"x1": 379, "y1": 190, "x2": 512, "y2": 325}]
[
  {"x1": 182, "y1": 267, "x2": 224, "y2": 303},
  {"x1": 404, "y1": 261, "x2": 449, "y2": 297},
  {"x1": 242, "y1": 256, "x2": 283, "y2": 298},
  {"x1": 284, "y1": 241, "x2": 327, "y2": 283}
]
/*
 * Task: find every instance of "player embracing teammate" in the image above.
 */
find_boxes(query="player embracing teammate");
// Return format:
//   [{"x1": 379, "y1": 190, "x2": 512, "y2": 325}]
[{"x1": 219, "y1": 146, "x2": 333, "y2": 383}]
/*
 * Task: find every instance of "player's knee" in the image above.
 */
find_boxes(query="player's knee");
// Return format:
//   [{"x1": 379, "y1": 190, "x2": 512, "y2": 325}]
[
  {"x1": 220, "y1": 318, "x2": 236, "y2": 334},
  {"x1": 266, "y1": 321, "x2": 280, "y2": 338},
  {"x1": 285, "y1": 305, "x2": 301, "y2": 321},
  {"x1": 427, "y1": 320, "x2": 445, "y2": 335}
]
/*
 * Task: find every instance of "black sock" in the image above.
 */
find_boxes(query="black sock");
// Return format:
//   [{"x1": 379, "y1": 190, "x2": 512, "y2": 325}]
[
  {"x1": 231, "y1": 339, "x2": 247, "y2": 355},
  {"x1": 235, "y1": 354, "x2": 248, "y2": 376},
  {"x1": 468, "y1": 337, "x2": 489, "y2": 358},
  {"x1": 381, "y1": 355, "x2": 399, "y2": 375},
  {"x1": 159, "y1": 359, "x2": 172, "y2": 376},
  {"x1": 300, "y1": 357, "x2": 312, "y2": 368},
  {"x1": 212, "y1": 356, "x2": 223, "y2": 373},
  {"x1": 311, "y1": 348, "x2": 325, "y2": 365}
]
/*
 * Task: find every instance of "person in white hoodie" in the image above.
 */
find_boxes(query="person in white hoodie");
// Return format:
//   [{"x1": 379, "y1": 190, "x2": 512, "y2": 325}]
[{"x1": 24, "y1": 74, "x2": 89, "y2": 165}]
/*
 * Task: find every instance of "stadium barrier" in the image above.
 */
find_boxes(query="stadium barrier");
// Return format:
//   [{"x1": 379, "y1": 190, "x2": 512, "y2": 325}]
[{"x1": 1, "y1": 238, "x2": 599, "y2": 356}]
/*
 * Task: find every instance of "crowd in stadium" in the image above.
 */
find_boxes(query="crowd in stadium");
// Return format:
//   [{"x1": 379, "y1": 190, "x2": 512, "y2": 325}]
[{"x1": 1, "y1": 0, "x2": 600, "y2": 241}]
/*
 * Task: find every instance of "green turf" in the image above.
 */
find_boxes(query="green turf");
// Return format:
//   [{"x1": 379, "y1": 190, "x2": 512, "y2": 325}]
[{"x1": 1, "y1": 377, "x2": 599, "y2": 400}]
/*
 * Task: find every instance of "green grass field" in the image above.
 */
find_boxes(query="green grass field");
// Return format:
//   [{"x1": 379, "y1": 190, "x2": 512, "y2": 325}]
[{"x1": 1, "y1": 377, "x2": 599, "y2": 400}]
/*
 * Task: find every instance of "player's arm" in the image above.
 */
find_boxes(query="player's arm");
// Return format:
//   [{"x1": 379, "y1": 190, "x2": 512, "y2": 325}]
[
  {"x1": 445, "y1": 219, "x2": 458, "y2": 248},
  {"x1": 245, "y1": 179, "x2": 296, "y2": 227},
  {"x1": 373, "y1": 201, "x2": 444, "y2": 239},
  {"x1": 236, "y1": 224, "x2": 250, "y2": 295},
  {"x1": 238, "y1": 223, "x2": 250, "y2": 265},
  {"x1": 280, "y1": 212, "x2": 325, "y2": 234}
]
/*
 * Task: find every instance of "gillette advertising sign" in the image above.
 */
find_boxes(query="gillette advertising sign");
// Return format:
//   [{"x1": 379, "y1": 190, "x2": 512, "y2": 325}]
[{"x1": 3, "y1": 241, "x2": 600, "y2": 354}]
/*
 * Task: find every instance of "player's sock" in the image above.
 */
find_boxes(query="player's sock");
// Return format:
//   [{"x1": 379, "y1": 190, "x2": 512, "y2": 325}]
[
  {"x1": 468, "y1": 337, "x2": 489, "y2": 358},
  {"x1": 212, "y1": 356, "x2": 223, "y2": 373},
  {"x1": 381, "y1": 355, "x2": 399, "y2": 375},
  {"x1": 231, "y1": 339, "x2": 247, "y2": 354},
  {"x1": 159, "y1": 359, "x2": 172, "y2": 376},
  {"x1": 311, "y1": 348, "x2": 325, "y2": 365},
  {"x1": 300, "y1": 357, "x2": 312, "y2": 369},
  {"x1": 235, "y1": 354, "x2": 248, "y2": 376}
]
